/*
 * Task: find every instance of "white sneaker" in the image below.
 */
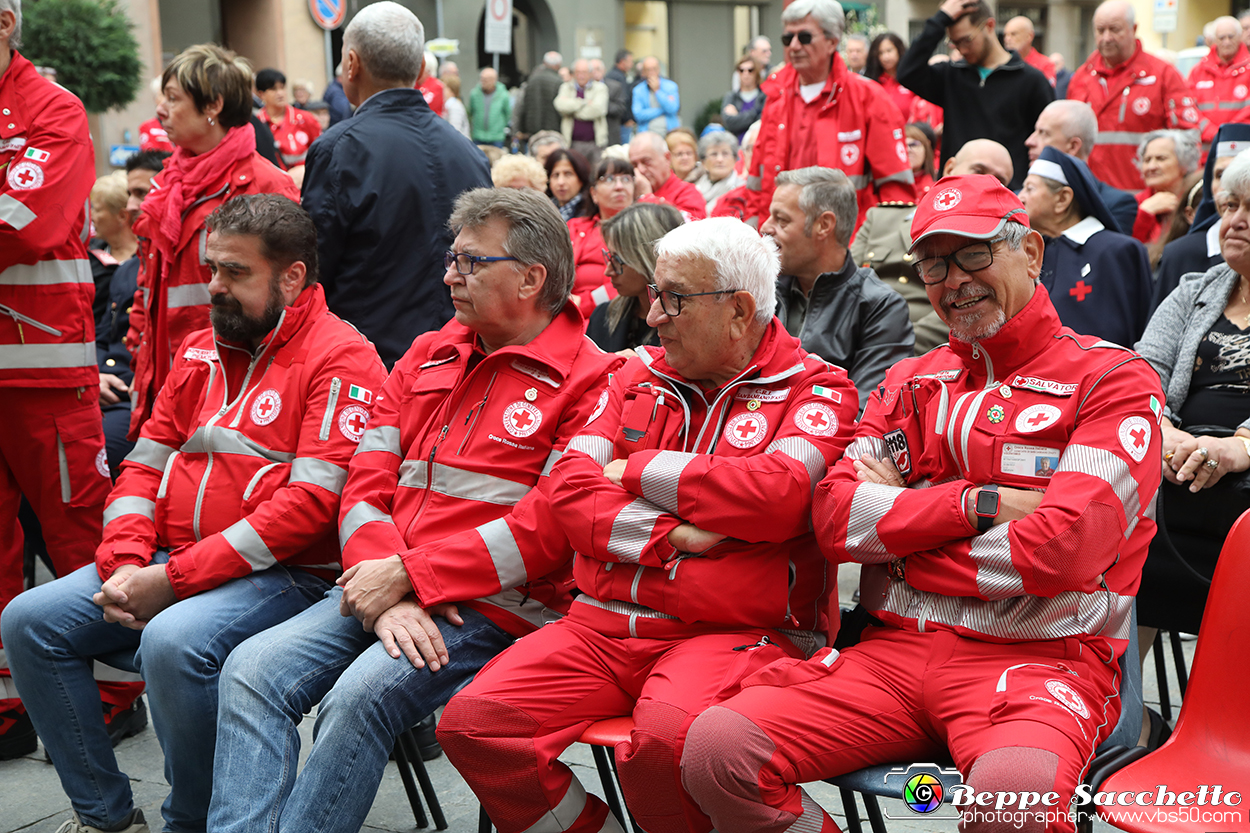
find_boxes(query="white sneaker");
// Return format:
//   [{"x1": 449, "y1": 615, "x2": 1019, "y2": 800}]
[{"x1": 55, "y1": 809, "x2": 149, "y2": 833}]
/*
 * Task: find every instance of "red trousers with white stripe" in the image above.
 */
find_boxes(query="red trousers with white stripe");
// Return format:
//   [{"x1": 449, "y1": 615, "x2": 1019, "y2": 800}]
[
  {"x1": 438, "y1": 614, "x2": 806, "y2": 833},
  {"x1": 680, "y1": 627, "x2": 1121, "y2": 833},
  {"x1": 0, "y1": 388, "x2": 140, "y2": 709}
]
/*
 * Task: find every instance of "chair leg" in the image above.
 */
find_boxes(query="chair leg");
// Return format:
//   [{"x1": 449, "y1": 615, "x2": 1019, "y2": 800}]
[
  {"x1": 1151, "y1": 631, "x2": 1172, "y2": 721},
  {"x1": 862, "y1": 793, "x2": 888, "y2": 833},
  {"x1": 399, "y1": 728, "x2": 448, "y2": 830},
  {"x1": 478, "y1": 804, "x2": 493, "y2": 833},
  {"x1": 590, "y1": 745, "x2": 628, "y2": 829},
  {"x1": 1168, "y1": 630, "x2": 1189, "y2": 697},
  {"x1": 393, "y1": 730, "x2": 430, "y2": 829},
  {"x1": 838, "y1": 787, "x2": 865, "y2": 833}
]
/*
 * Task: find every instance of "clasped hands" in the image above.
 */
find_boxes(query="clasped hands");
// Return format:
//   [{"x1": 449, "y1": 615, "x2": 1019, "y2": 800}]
[
  {"x1": 338, "y1": 555, "x2": 461, "y2": 670},
  {"x1": 1161, "y1": 422, "x2": 1250, "y2": 492},
  {"x1": 852, "y1": 456, "x2": 1044, "y2": 528},
  {"x1": 94, "y1": 563, "x2": 177, "y2": 630}
]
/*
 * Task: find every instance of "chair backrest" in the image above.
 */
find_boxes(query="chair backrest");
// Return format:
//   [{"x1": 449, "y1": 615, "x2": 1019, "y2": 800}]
[{"x1": 1169, "y1": 507, "x2": 1250, "y2": 744}]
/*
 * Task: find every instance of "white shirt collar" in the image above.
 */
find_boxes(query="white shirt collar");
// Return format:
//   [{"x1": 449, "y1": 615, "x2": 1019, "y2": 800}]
[
  {"x1": 1207, "y1": 220, "x2": 1222, "y2": 258},
  {"x1": 1061, "y1": 215, "x2": 1105, "y2": 245}
]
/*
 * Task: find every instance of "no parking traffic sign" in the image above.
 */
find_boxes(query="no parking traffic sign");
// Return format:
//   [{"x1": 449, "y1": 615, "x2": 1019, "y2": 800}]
[{"x1": 309, "y1": 0, "x2": 346, "y2": 30}]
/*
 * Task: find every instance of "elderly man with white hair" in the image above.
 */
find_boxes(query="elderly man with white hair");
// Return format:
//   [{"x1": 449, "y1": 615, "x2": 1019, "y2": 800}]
[
  {"x1": 1188, "y1": 16, "x2": 1250, "y2": 144},
  {"x1": 439, "y1": 217, "x2": 858, "y2": 833}
]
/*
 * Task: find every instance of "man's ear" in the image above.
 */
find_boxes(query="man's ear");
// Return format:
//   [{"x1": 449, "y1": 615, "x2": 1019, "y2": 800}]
[
  {"x1": 812, "y1": 210, "x2": 838, "y2": 244},
  {"x1": 280, "y1": 261, "x2": 308, "y2": 299},
  {"x1": 517, "y1": 262, "x2": 548, "y2": 303},
  {"x1": 1054, "y1": 186, "x2": 1075, "y2": 217},
  {"x1": 1023, "y1": 229, "x2": 1045, "y2": 280},
  {"x1": 727, "y1": 290, "x2": 758, "y2": 341},
  {"x1": 942, "y1": 157, "x2": 957, "y2": 177}
]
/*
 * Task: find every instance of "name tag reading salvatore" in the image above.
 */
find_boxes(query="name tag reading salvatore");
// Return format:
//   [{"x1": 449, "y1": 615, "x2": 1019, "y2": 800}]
[{"x1": 1000, "y1": 443, "x2": 1062, "y2": 479}]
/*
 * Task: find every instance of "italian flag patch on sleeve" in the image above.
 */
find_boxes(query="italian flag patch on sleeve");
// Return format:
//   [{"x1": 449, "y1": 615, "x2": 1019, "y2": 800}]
[
  {"x1": 812, "y1": 385, "x2": 842, "y2": 403},
  {"x1": 348, "y1": 385, "x2": 372, "y2": 404}
]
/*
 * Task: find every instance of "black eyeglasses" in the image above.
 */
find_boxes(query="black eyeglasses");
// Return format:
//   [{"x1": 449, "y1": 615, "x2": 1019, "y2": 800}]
[
  {"x1": 913, "y1": 238, "x2": 1005, "y2": 285},
  {"x1": 646, "y1": 284, "x2": 740, "y2": 317},
  {"x1": 444, "y1": 250, "x2": 519, "y2": 275},
  {"x1": 601, "y1": 248, "x2": 627, "y2": 276},
  {"x1": 781, "y1": 31, "x2": 816, "y2": 46},
  {"x1": 737, "y1": 66, "x2": 755, "y2": 73}
]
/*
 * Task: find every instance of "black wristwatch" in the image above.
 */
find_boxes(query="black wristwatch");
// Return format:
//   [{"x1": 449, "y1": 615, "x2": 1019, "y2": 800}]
[{"x1": 974, "y1": 485, "x2": 1000, "y2": 532}]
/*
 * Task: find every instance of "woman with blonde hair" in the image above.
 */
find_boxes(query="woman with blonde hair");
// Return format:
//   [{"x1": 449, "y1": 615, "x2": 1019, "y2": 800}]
[
  {"x1": 491, "y1": 153, "x2": 548, "y2": 190},
  {"x1": 666, "y1": 127, "x2": 703, "y2": 182}
]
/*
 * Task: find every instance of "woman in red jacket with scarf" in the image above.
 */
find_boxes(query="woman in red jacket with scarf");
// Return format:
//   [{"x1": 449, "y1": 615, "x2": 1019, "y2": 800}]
[{"x1": 127, "y1": 44, "x2": 299, "y2": 438}]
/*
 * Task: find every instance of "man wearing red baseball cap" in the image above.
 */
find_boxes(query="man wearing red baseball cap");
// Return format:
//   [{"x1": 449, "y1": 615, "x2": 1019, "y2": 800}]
[{"x1": 681, "y1": 175, "x2": 1167, "y2": 833}]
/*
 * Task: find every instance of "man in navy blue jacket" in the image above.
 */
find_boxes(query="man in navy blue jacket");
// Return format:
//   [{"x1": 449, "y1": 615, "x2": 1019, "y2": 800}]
[{"x1": 301, "y1": 1, "x2": 491, "y2": 367}]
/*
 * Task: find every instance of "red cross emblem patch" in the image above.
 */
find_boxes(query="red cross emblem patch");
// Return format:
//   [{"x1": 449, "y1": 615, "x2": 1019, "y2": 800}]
[
  {"x1": 1045, "y1": 679, "x2": 1090, "y2": 719},
  {"x1": 7, "y1": 160, "x2": 44, "y2": 190},
  {"x1": 794, "y1": 402, "x2": 838, "y2": 437},
  {"x1": 338, "y1": 404, "x2": 370, "y2": 442},
  {"x1": 932, "y1": 188, "x2": 961, "y2": 212},
  {"x1": 1117, "y1": 415, "x2": 1151, "y2": 463},
  {"x1": 503, "y1": 401, "x2": 543, "y2": 438},
  {"x1": 250, "y1": 389, "x2": 283, "y2": 426},
  {"x1": 723, "y1": 412, "x2": 767, "y2": 449},
  {"x1": 1014, "y1": 403, "x2": 1060, "y2": 433}
]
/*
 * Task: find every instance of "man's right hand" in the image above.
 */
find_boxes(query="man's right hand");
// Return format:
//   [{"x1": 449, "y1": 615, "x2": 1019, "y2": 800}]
[
  {"x1": 648, "y1": 76, "x2": 661, "y2": 92},
  {"x1": 940, "y1": 0, "x2": 979, "y2": 21},
  {"x1": 965, "y1": 486, "x2": 1045, "y2": 529},
  {"x1": 373, "y1": 598, "x2": 452, "y2": 671},
  {"x1": 99, "y1": 373, "x2": 129, "y2": 406},
  {"x1": 94, "y1": 563, "x2": 142, "y2": 625},
  {"x1": 666, "y1": 523, "x2": 727, "y2": 554}
]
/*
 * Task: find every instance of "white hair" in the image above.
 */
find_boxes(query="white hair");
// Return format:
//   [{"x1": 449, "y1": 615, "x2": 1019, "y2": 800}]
[
  {"x1": 1220, "y1": 148, "x2": 1250, "y2": 199},
  {"x1": 1137, "y1": 129, "x2": 1201, "y2": 176},
  {"x1": 1214, "y1": 15, "x2": 1242, "y2": 36},
  {"x1": 423, "y1": 51, "x2": 438, "y2": 80},
  {"x1": 781, "y1": 0, "x2": 845, "y2": 43},
  {"x1": 0, "y1": 0, "x2": 20, "y2": 48},
  {"x1": 742, "y1": 119, "x2": 762, "y2": 152},
  {"x1": 630, "y1": 131, "x2": 668, "y2": 155},
  {"x1": 343, "y1": 1, "x2": 425, "y2": 86},
  {"x1": 655, "y1": 218, "x2": 778, "y2": 325},
  {"x1": 543, "y1": 51, "x2": 563, "y2": 68}
]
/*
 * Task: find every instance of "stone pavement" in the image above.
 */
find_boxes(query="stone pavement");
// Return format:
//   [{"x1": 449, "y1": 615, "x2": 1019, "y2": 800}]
[{"x1": 3, "y1": 564, "x2": 1194, "y2": 833}]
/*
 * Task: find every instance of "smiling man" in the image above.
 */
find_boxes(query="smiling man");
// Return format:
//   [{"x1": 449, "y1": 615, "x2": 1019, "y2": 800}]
[{"x1": 681, "y1": 176, "x2": 1165, "y2": 833}]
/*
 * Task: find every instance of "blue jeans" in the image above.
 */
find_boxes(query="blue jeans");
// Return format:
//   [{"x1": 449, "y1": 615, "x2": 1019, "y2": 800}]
[
  {"x1": 209, "y1": 588, "x2": 514, "y2": 833},
  {"x1": 0, "y1": 561, "x2": 329, "y2": 832}
]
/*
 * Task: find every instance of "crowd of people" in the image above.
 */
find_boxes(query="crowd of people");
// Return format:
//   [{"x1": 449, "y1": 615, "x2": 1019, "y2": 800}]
[{"x1": 2, "y1": 0, "x2": 1248, "y2": 831}]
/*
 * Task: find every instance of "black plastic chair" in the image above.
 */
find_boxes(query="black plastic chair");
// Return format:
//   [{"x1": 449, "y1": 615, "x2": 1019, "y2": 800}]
[{"x1": 392, "y1": 726, "x2": 448, "y2": 830}]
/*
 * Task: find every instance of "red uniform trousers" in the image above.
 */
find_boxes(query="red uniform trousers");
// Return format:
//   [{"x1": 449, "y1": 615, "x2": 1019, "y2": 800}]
[
  {"x1": 439, "y1": 611, "x2": 807, "y2": 833},
  {"x1": 681, "y1": 627, "x2": 1121, "y2": 833},
  {"x1": 0, "y1": 388, "x2": 142, "y2": 710}
]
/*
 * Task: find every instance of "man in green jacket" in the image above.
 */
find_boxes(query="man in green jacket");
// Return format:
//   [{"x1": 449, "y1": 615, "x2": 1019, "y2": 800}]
[{"x1": 468, "y1": 67, "x2": 511, "y2": 147}]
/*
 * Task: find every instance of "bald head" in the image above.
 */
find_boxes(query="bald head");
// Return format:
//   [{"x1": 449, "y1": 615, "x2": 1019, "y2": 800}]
[
  {"x1": 572, "y1": 59, "x2": 591, "y2": 86},
  {"x1": 1003, "y1": 16, "x2": 1036, "y2": 55},
  {"x1": 943, "y1": 140, "x2": 1013, "y2": 186},
  {"x1": 1214, "y1": 16, "x2": 1243, "y2": 61},
  {"x1": 1026, "y1": 99, "x2": 1097, "y2": 162},
  {"x1": 1094, "y1": 1, "x2": 1138, "y2": 67},
  {"x1": 479, "y1": 66, "x2": 498, "y2": 93}
]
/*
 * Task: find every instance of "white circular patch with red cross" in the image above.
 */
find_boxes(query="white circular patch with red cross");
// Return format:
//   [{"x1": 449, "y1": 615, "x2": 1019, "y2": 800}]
[
  {"x1": 1118, "y1": 415, "x2": 1152, "y2": 463},
  {"x1": 1132, "y1": 96, "x2": 1151, "y2": 116},
  {"x1": 7, "y1": 160, "x2": 44, "y2": 190},
  {"x1": 840, "y1": 144, "x2": 860, "y2": 166},
  {"x1": 1045, "y1": 679, "x2": 1090, "y2": 719},
  {"x1": 295, "y1": 130, "x2": 309, "y2": 146},
  {"x1": 795, "y1": 402, "x2": 838, "y2": 437},
  {"x1": 338, "y1": 404, "x2": 370, "y2": 442},
  {"x1": 723, "y1": 412, "x2": 767, "y2": 448},
  {"x1": 896, "y1": 140, "x2": 908, "y2": 163},
  {"x1": 503, "y1": 400, "x2": 543, "y2": 438},
  {"x1": 586, "y1": 389, "x2": 610, "y2": 426},
  {"x1": 1184, "y1": 107, "x2": 1199, "y2": 123},
  {"x1": 95, "y1": 448, "x2": 110, "y2": 478},
  {"x1": 1015, "y1": 403, "x2": 1060, "y2": 433},
  {"x1": 250, "y1": 389, "x2": 282, "y2": 425},
  {"x1": 1237, "y1": 84, "x2": 1248, "y2": 99},
  {"x1": 932, "y1": 188, "x2": 962, "y2": 212}
]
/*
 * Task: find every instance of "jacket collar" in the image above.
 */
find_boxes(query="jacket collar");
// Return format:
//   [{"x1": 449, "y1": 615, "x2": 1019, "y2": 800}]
[
  {"x1": 0, "y1": 52, "x2": 39, "y2": 138},
  {"x1": 215, "y1": 283, "x2": 329, "y2": 358},
  {"x1": 1086, "y1": 41, "x2": 1146, "y2": 78},
  {"x1": 355, "y1": 86, "x2": 426, "y2": 116},
  {"x1": 426, "y1": 300, "x2": 589, "y2": 386},
  {"x1": 1060, "y1": 216, "x2": 1105, "y2": 245},
  {"x1": 1203, "y1": 43, "x2": 1250, "y2": 71},
  {"x1": 637, "y1": 317, "x2": 809, "y2": 393},
  {"x1": 946, "y1": 283, "x2": 1063, "y2": 376},
  {"x1": 768, "y1": 53, "x2": 849, "y2": 109}
]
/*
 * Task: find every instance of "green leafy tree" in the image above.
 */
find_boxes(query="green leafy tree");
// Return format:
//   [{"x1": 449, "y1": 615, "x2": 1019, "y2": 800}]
[{"x1": 21, "y1": 0, "x2": 142, "y2": 113}]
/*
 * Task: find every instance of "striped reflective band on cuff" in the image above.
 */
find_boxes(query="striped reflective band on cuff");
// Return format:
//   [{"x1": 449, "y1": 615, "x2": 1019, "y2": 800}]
[
  {"x1": 0, "y1": 194, "x2": 36, "y2": 230},
  {"x1": 1097, "y1": 131, "x2": 1146, "y2": 145},
  {"x1": 181, "y1": 427, "x2": 296, "y2": 464},
  {"x1": 638, "y1": 450, "x2": 698, "y2": 513},
  {"x1": 765, "y1": 436, "x2": 827, "y2": 491},
  {"x1": 167, "y1": 283, "x2": 212, "y2": 309},
  {"x1": 221, "y1": 518, "x2": 277, "y2": 572},
  {"x1": 540, "y1": 448, "x2": 563, "y2": 476},
  {"x1": 875, "y1": 170, "x2": 915, "y2": 186},
  {"x1": 566, "y1": 434, "x2": 613, "y2": 466},
  {"x1": 844, "y1": 435, "x2": 886, "y2": 462},
  {"x1": 785, "y1": 792, "x2": 827, "y2": 833},
  {"x1": 103, "y1": 496, "x2": 156, "y2": 528},
  {"x1": 0, "y1": 342, "x2": 94, "y2": 370},
  {"x1": 848, "y1": 174, "x2": 870, "y2": 189},
  {"x1": 1056, "y1": 444, "x2": 1140, "y2": 534},
  {"x1": 477, "y1": 517, "x2": 528, "y2": 589},
  {"x1": 607, "y1": 498, "x2": 665, "y2": 564},
  {"x1": 290, "y1": 457, "x2": 349, "y2": 495},
  {"x1": 845, "y1": 482, "x2": 901, "y2": 563},
  {"x1": 339, "y1": 501, "x2": 399, "y2": 549},
  {"x1": 574, "y1": 594, "x2": 677, "y2": 621},
  {"x1": 398, "y1": 460, "x2": 531, "y2": 506},
  {"x1": 519, "y1": 777, "x2": 592, "y2": 833},
  {"x1": 127, "y1": 438, "x2": 179, "y2": 471},
  {"x1": 0, "y1": 259, "x2": 91, "y2": 285},
  {"x1": 354, "y1": 425, "x2": 402, "y2": 457},
  {"x1": 970, "y1": 522, "x2": 1024, "y2": 600}
]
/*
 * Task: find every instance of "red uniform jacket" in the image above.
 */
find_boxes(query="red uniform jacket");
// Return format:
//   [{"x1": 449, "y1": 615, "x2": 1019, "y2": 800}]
[
  {"x1": 641, "y1": 172, "x2": 707, "y2": 221},
  {"x1": 568, "y1": 214, "x2": 615, "y2": 317},
  {"x1": 128, "y1": 153, "x2": 300, "y2": 438},
  {"x1": 259, "y1": 105, "x2": 323, "y2": 169},
  {"x1": 337, "y1": 302, "x2": 621, "y2": 637},
  {"x1": 97, "y1": 284, "x2": 387, "y2": 598},
  {"x1": 550, "y1": 320, "x2": 857, "y2": 649},
  {"x1": 814, "y1": 286, "x2": 1163, "y2": 662},
  {"x1": 1067, "y1": 43, "x2": 1199, "y2": 191},
  {"x1": 139, "y1": 117, "x2": 174, "y2": 153},
  {"x1": 748, "y1": 55, "x2": 914, "y2": 231},
  {"x1": 875, "y1": 73, "x2": 916, "y2": 121},
  {"x1": 419, "y1": 77, "x2": 445, "y2": 117},
  {"x1": 1022, "y1": 48, "x2": 1058, "y2": 86},
  {"x1": 1189, "y1": 44, "x2": 1250, "y2": 143},
  {"x1": 0, "y1": 51, "x2": 97, "y2": 388}
]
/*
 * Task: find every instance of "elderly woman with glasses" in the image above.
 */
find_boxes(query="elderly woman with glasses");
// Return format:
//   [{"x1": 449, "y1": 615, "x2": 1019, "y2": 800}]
[
  {"x1": 693, "y1": 131, "x2": 744, "y2": 215},
  {"x1": 587, "y1": 202, "x2": 684, "y2": 353},
  {"x1": 569, "y1": 156, "x2": 639, "y2": 315}
]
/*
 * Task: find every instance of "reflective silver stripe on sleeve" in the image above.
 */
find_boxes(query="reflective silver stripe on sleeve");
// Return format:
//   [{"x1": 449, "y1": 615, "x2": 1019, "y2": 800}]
[
  {"x1": 290, "y1": 457, "x2": 349, "y2": 495},
  {"x1": 397, "y1": 460, "x2": 531, "y2": 506},
  {"x1": 181, "y1": 427, "x2": 296, "y2": 464},
  {"x1": 102, "y1": 496, "x2": 156, "y2": 528},
  {"x1": 638, "y1": 450, "x2": 699, "y2": 513},
  {"x1": 765, "y1": 436, "x2": 827, "y2": 492},
  {"x1": 606, "y1": 498, "x2": 665, "y2": 564},
  {"x1": 0, "y1": 194, "x2": 36, "y2": 230},
  {"x1": 746, "y1": 175, "x2": 762, "y2": 190},
  {"x1": 1096, "y1": 130, "x2": 1147, "y2": 145},
  {"x1": 1197, "y1": 102, "x2": 1217, "y2": 111},
  {"x1": 1056, "y1": 444, "x2": 1140, "y2": 534},
  {"x1": 844, "y1": 482, "x2": 901, "y2": 563},
  {"x1": 167, "y1": 283, "x2": 212, "y2": 309},
  {"x1": 1219, "y1": 100, "x2": 1250, "y2": 110},
  {"x1": 0, "y1": 259, "x2": 92, "y2": 285},
  {"x1": 339, "y1": 501, "x2": 399, "y2": 549},
  {"x1": 198, "y1": 228, "x2": 207, "y2": 265},
  {"x1": 540, "y1": 448, "x2": 563, "y2": 476},
  {"x1": 221, "y1": 518, "x2": 277, "y2": 572},
  {"x1": 875, "y1": 169, "x2": 915, "y2": 186},
  {"x1": 848, "y1": 174, "x2": 871, "y2": 189},
  {"x1": 127, "y1": 438, "x2": 179, "y2": 471},
  {"x1": 355, "y1": 425, "x2": 402, "y2": 456},
  {"x1": 566, "y1": 434, "x2": 613, "y2": 466},
  {"x1": 518, "y1": 778, "x2": 591, "y2": 833},
  {"x1": 477, "y1": 517, "x2": 528, "y2": 590},
  {"x1": 970, "y1": 522, "x2": 1024, "y2": 600},
  {"x1": 843, "y1": 435, "x2": 886, "y2": 462},
  {"x1": 0, "y1": 342, "x2": 94, "y2": 370},
  {"x1": 590, "y1": 285, "x2": 611, "y2": 306}
]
